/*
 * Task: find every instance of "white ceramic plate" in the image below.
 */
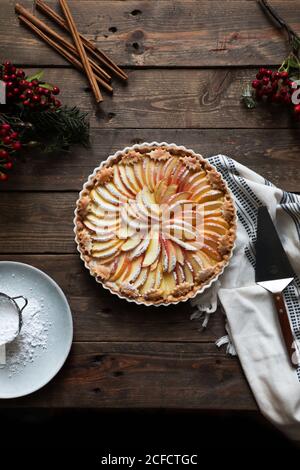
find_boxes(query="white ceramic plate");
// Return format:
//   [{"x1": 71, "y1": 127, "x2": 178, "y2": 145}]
[
  {"x1": 0, "y1": 261, "x2": 73, "y2": 399},
  {"x1": 74, "y1": 142, "x2": 237, "y2": 307}
]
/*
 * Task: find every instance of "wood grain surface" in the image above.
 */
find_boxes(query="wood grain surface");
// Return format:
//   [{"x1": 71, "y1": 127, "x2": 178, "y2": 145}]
[
  {"x1": 1, "y1": 0, "x2": 298, "y2": 67},
  {"x1": 1, "y1": 0, "x2": 299, "y2": 410}
]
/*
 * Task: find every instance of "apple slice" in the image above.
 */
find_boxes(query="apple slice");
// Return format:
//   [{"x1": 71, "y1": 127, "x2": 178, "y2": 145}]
[
  {"x1": 200, "y1": 244, "x2": 222, "y2": 261},
  {"x1": 96, "y1": 186, "x2": 121, "y2": 205},
  {"x1": 125, "y1": 165, "x2": 141, "y2": 193},
  {"x1": 162, "y1": 157, "x2": 178, "y2": 181},
  {"x1": 161, "y1": 237, "x2": 177, "y2": 273},
  {"x1": 121, "y1": 235, "x2": 142, "y2": 252},
  {"x1": 141, "y1": 188, "x2": 161, "y2": 218},
  {"x1": 143, "y1": 159, "x2": 156, "y2": 192},
  {"x1": 86, "y1": 213, "x2": 119, "y2": 229},
  {"x1": 204, "y1": 221, "x2": 228, "y2": 235},
  {"x1": 92, "y1": 241, "x2": 123, "y2": 259},
  {"x1": 131, "y1": 267, "x2": 148, "y2": 289},
  {"x1": 168, "y1": 235, "x2": 198, "y2": 252},
  {"x1": 134, "y1": 161, "x2": 146, "y2": 189},
  {"x1": 142, "y1": 232, "x2": 161, "y2": 267},
  {"x1": 173, "y1": 243, "x2": 185, "y2": 265},
  {"x1": 125, "y1": 256, "x2": 143, "y2": 283},
  {"x1": 183, "y1": 171, "x2": 206, "y2": 191},
  {"x1": 93, "y1": 238, "x2": 123, "y2": 252},
  {"x1": 130, "y1": 237, "x2": 151, "y2": 259},
  {"x1": 196, "y1": 250, "x2": 216, "y2": 267},
  {"x1": 119, "y1": 164, "x2": 138, "y2": 195},
  {"x1": 89, "y1": 189, "x2": 120, "y2": 213},
  {"x1": 176, "y1": 264, "x2": 185, "y2": 283},
  {"x1": 109, "y1": 254, "x2": 130, "y2": 281},
  {"x1": 197, "y1": 190, "x2": 223, "y2": 204},
  {"x1": 140, "y1": 269, "x2": 156, "y2": 294},
  {"x1": 105, "y1": 182, "x2": 128, "y2": 203},
  {"x1": 160, "y1": 184, "x2": 178, "y2": 204},
  {"x1": 163, "y1": 272, "x2": 176, "y2": 296},
  {"x1": 114, "y1": 166, "x2": 135, "y2": 198},
  {"x1": 154, "y1": 178, "x2": 168, "y2": 204},
  {"x1": 183, "y1": 262, "x2": 194, "y2": 283}
]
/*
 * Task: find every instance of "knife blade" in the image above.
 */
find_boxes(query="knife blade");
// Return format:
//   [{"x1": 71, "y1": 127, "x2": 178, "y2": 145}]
[{"x1": 255, "y1": 206, "x2": 299, "y2": 367}]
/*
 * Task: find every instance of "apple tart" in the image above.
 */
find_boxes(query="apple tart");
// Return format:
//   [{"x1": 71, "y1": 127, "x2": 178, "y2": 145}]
[{"x1": 75, "y1": 144, "x2": 236, "y2": 305}]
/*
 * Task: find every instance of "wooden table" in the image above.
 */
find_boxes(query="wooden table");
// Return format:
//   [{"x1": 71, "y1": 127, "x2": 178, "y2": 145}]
[{"x1": 0, "y1": 0, "x2": 299, "y2": 410}]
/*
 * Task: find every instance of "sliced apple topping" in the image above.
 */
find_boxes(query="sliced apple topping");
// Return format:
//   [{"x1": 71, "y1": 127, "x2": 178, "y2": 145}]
[
  {"x1": 78, "y1": 150, "x2": 235, "y2": 303},
  {"x1": 142, "y1": 232, "x2": 161, "y2": 267}
]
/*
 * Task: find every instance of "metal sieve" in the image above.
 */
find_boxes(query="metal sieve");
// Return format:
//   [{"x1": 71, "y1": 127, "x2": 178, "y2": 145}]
[{"x1": 0, "y1": 293, "x2": 28, "y2": 365}]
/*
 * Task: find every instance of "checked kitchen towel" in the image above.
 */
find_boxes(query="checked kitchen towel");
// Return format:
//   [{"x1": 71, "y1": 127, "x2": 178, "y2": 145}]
[{"x1": 193, "y1": 155, "x2": 300, "y2": 440}]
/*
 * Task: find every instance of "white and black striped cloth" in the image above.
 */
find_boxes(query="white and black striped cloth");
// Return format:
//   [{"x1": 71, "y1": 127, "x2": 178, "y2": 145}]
[{"x1": 197, "y1": 155, "x2": 300, "y2": 439}]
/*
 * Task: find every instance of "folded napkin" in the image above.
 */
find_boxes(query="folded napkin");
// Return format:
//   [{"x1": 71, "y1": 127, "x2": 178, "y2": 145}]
[{"x1": 193, "y1": 155, "x2": 300, "y2": 440}]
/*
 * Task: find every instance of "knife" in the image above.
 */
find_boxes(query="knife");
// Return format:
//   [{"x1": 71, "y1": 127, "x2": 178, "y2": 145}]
[{"x1": 255, "y1": 206, "x2": 299, "y2": 368}]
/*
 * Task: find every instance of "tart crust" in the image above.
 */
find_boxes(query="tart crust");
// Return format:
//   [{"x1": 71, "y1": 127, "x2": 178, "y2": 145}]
[{"x1": 75, "y1": 145, "x2": 236, "y2": 305}]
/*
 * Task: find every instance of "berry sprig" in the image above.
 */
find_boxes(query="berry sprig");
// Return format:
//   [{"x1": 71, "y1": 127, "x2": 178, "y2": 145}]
[
  {"x1": 2, "y1": 61, "x2": 61, "y2": 111},
  {"x1": 242, "y1": 1, "x2": 300, "y2": 119},
  {"x1": 242, "y1": 57, "x2": 300, "y2": 117},
  {"x1": 0, "y1": 122, "x2": 22, "y2": 181},
  {"x1": 0, "y1": 60, "x2": 89, "y2": 183}
]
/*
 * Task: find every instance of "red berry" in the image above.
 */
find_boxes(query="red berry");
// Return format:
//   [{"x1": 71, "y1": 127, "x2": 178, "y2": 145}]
[
  {"x1": 0, "y1": 172, "x2": 8, "y2": 181},
  {"x1": 6, "y1": 81, "x2": 13, "y2": 88},
  {"x1": 16, "y1": 70, "x2": 25, "y2": 78},
  {"x1": 4, "y1": 162, "x2": 13, "y2": 170},
  {"x1": 43, "y1": 89, "x2": 50, "y2": 96},
  {"x1": 10, "y1": 74, "x2": 16, "y2": 81},
  {"x1": 252, "y1": 79, "x2": 261, "y2": 89},
  {"x1": 10, "y1": 66, "x2": 16, "y2": 74},
  {"x1": 0, "y1": 129, "x2": 7, "y2": 137},
  {"x1": 3, "y1": 136, "x2": 11, "y2": 145},
  {"x1": 26, "y1": 89, "x2": 33, "y2": 97},
  {"x1": 265, "y1": 70, "x2": 273, "y2": 77},
  {"x1": 19, "y1": 94, "x2": 25, "y2": 100},
  {"x1": 31, "y1": 80, "x2": 39, "y2": 86},
  {"x1": 259, "y1": 68, "x2": 267, "y2": 75},
  {"x1": 7, "y1": 92, "x2": 13, "y2": 99},
  {"x1": 262, "y1": 77, "x2": 269, "y2": 85},
  {"x1": 2, "y1": 124, "x2": 11, "y2": 131},
  {"x1": 32, "y1": 95, "x2": 41, "y2": 103},
  {"x1": 23, "y1": 100, "x2": 30, "y2": 106},
  {"x1": 280, "y1": 71, "x2": 289, "y2": 79},
  {"x1": 13, "y1": 88, "x2": 20, "y2": 95},
  {"x1": 12, "y1": 141, "x2": 22, "y2": 151},
  {"x1": 52, "y1": 86, "x2": 60, "y2": 95},
  {"x1": 3, "y1": 74, "x2": 10, "y2": 82},
  {"x1": 294, "y1": 104, "x2": 300, "y2": 114},
  {"x1": 10, "y1": 132, "x2": 18, "y2": 139},
  {"x1": 54, "y1": 99, "x2": 61, "y2": 108},
  {"x1": 0, "y1": 149, "x2": 9, "y2": 159},
  {"x1": 27, "y1": 82, "x2": 34, "y2": 88}
]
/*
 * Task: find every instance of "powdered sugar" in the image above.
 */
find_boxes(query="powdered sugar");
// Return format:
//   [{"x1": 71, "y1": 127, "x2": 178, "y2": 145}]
[
  {"x1": 5, "y1": 297, "x2": 51, "y2": 377},
  {"x1": 0, "y1": 296, "x2": 19, "y2": 346}
]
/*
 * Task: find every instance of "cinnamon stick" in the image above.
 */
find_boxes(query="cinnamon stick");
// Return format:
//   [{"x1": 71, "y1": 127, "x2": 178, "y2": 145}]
[
  {"x1": 35, "y1": 0, "x2": 128, "y2": 81},
  {"x1": 15, "y1": 3, "x2": 111, "y2": 84},
  {"x1": 59, "y1": 0, "x2": 102, "y2": 103},
  {"x1": 18, "y1": 15, "x2": 113, "y2": 93}
]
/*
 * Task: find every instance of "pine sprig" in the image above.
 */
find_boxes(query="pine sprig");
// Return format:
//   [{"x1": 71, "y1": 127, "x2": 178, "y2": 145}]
[{"x1": 28, "y1": 106, "x2": 90, "y2": 152}]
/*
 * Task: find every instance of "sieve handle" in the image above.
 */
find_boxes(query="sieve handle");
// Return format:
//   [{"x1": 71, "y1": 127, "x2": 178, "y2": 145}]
[
  {"x1": 12, "y1": 296, "x2": 28, "y2": 313},
  {"x1": 0, "y1": 344, "x2": 6, "y2": 366}
]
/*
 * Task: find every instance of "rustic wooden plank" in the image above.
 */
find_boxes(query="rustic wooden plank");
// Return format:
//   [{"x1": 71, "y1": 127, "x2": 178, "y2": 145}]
[
  {"x1": 0, "y1": 0, "x2": 297, "y2": 67},
  {"x1": 0, "y1": 192, "x2": 77, "y2": 253},
  {"x1": 1, "y1": 342, "x2": 255, "y2": 409},
  {"x1": 0, "y1": 254, "x2": 226, "y2": 342},
  {"x1": 6, "y1": 67, "x2": 300, "y2": 129},
  {"x1": 1, "y1": 129, "x2": 300, "y2": 192}
]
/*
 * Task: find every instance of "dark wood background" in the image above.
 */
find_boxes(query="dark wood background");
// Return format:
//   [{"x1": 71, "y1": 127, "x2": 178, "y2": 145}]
[{"x1": 0, "y1": 0, "x2": 299, "y2": 409}]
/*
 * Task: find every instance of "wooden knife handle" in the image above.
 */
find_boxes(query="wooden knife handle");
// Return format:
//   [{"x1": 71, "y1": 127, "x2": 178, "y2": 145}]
[{"x1": 273, "y1": 292, "x2": 299, "y2": 368}]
